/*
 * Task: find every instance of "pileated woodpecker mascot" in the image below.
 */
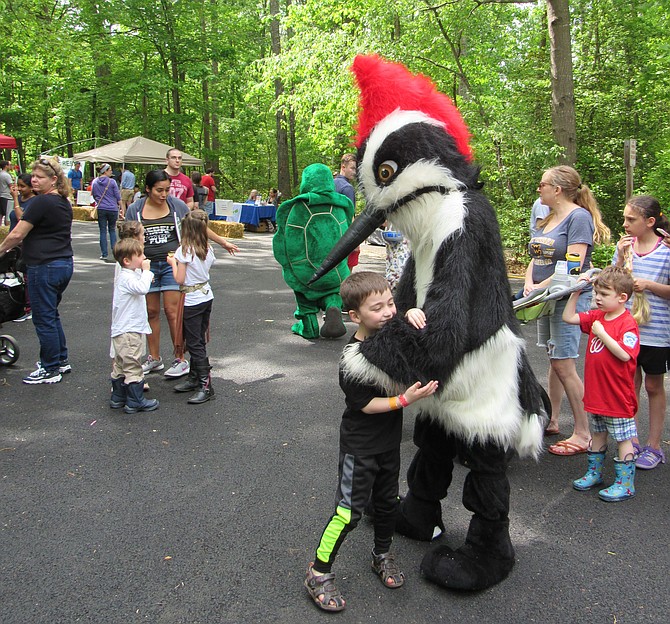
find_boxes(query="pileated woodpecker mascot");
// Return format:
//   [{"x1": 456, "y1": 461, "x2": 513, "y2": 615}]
[{"x1": 311, "y1": 55, "x2": 548, "y2": 591}]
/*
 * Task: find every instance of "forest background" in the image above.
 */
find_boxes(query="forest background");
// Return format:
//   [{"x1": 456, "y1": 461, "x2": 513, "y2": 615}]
[{"x1": 1, "y1": 0, "x2": 669, "y2": 264}]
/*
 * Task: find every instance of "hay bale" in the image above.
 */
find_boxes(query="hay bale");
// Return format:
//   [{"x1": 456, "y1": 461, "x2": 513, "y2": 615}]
[
  {"x1": 72, "y1": 206, "x2": 97, "y2": 221},
  {"x1": 0, "y1": 224, "x2": 8, "y2": 242},
  {"x1": 208, "y1": 220, "x2": 244, "y2": 239}
]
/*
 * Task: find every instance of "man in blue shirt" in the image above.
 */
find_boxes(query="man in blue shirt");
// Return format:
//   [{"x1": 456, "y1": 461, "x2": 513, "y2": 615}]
[
  {"x1": 67, "y1": 162, "x2": 83, "y2": 202},
  {"x1": 120, "y1": 166, "x2": 136, "y2": 217},
  {"x1": 334, "y1": 153, "x2": 356, "y2": 205},
  {"x1": 334, "y1": 153, "x2": 360, "y2": 268}
]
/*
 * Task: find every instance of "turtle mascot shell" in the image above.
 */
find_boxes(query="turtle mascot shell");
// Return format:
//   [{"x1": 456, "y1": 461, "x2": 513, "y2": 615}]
[{"x1": 273, "y1": 163, "x2": 355, "y2": 339}]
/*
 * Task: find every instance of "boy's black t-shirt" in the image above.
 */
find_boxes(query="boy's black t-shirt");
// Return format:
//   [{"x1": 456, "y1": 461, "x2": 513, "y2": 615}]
[{"x1": 338, "y1": 335, "x2": 402, "y2": 456}]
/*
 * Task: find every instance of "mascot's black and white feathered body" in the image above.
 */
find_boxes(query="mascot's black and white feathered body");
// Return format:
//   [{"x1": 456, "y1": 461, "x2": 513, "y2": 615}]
[{"x1": 312, "y1": 55, "x2": 548, "y2": 591}]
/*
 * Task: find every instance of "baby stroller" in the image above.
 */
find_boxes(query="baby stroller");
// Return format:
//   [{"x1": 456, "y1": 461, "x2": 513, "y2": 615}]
[{"x1": 0, "y1": 247, "x2": 25, "y2": 366}]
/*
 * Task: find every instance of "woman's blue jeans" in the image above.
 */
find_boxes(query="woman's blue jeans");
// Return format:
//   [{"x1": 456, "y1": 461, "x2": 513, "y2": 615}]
[
  {"x1": 26, "y1": 258, "x2": 73, "y2": 372},
  {"x1": 98, "y1": 210, "x2": 118, "y2": 257}
]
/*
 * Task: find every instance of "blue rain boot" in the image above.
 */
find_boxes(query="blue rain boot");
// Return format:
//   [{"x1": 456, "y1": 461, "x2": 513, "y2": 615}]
[
  {"x1": 598, "y1": 458, "x2": 636, "y2": 502},
  {"x1": 110, "y1": 376, "x2": 126, "y2": 409},
  {"x1": 124, "y1": 381, "x2": 159, "y2": 414},
  {"x1": 572, "y1": 450, "x2": 606, "y2": 491}
]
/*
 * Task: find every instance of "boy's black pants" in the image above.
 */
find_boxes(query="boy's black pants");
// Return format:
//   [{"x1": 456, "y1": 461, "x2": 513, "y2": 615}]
[{"x1": 313, "y1": 448, "x2": 400, "y2": 573}]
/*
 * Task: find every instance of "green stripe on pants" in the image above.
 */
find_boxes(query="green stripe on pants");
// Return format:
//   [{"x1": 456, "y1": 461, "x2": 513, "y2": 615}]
[{"x1": 316, "y1": 505, "x2": 352, "y2": 564}]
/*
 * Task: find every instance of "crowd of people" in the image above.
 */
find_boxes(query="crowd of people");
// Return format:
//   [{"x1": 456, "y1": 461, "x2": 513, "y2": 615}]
[
  {"x1": 301, "y1": 165, "x2": 670, "y2": 613},
  {"x1": 2, "y1": 158, "x2": 667, "y2": 435},
  {"x1": 522, "y1": 167, "x2": 669, "y2": 476},
  {"x1": 0, "y1": 150, "x2": 668, "y2": 613},
  {"x1": 0, "y1": 150, "x2": 240, "y2": 388},
  {"x1": 1, "y1": 157, "x2": 667, "y2": 452}
]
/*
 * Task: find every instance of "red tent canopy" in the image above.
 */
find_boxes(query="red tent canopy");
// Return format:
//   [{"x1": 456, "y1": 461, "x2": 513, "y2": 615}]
[{"x1": 0, "y1": 134, "x2": 17, "y2": 148}]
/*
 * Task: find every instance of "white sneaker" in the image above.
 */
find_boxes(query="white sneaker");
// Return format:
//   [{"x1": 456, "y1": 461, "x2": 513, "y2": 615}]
[
  {"x1": 164, "y1": 358, "x2": 190, "y2": 378},
  {"x1": 35, "y1": 359, "x2": 72, "y2": 374},
  {"x1": 142, "y1": 356, "x2": 164, "y2": 374},
  {"x1": 13, "y1": 311, "x2": 32, "y2": 322}
]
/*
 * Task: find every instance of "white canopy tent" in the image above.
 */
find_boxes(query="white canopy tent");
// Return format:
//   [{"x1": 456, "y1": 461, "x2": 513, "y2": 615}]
[{"x1": 73, "y1": 136, "x2": 203, "y2": 166}]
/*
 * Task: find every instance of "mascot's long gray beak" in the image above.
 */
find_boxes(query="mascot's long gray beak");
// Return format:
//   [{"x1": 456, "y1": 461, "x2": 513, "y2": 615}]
[{"x1": 309, "y1": 208, "x2": 386, "y2": 284}]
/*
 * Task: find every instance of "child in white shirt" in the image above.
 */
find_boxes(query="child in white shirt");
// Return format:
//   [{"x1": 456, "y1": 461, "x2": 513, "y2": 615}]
[
  {"x1": 167, "y1": 209, "x2": 216, "y2": 404},
  {"x1": 110, "y1": 238, "x2": 159, "y2": 414}
]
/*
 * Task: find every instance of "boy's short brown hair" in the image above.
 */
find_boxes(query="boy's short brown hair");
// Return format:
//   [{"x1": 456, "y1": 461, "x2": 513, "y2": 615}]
[
  {"x1": 113, "y1": 238, "x2": 144, "y2": 267},
  {"x1": 594, "y1": 266, "x2": 634, "y2": 299},
  {"x1": 340, "y1": 271, "x2": 391, "y2": 311}
]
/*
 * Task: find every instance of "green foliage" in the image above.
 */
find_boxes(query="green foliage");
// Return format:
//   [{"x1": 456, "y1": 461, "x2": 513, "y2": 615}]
[
  {"x1": 0, "y1": 0, "x2": 669, "y2": 215},
  {"x1": 591, "y1": 243, "x2": 616, "y2": 269}
]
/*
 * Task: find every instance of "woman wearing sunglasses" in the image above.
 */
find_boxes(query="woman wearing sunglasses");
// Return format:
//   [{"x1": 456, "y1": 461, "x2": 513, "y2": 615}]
[
  {"x1": 524, "y1": 166, "x2": 610, "y2": 455},
  {"x1": 0, "y1": 156, "x2": 74, "y2": 384}
]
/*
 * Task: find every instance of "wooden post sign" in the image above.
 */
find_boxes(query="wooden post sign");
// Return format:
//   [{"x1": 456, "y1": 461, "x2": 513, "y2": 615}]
[{"x1": 624, "y1": 138, "x2": 637, "y2": 202}]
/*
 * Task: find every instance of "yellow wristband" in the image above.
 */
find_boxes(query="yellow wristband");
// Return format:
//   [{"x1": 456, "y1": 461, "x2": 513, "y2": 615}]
[{"x1": 388, "y1": 396, "x2": 400, "y2": 410}]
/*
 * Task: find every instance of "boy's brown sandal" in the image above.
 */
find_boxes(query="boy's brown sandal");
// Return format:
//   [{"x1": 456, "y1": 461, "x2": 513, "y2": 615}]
[
  {"x1": 371, "y1": 551, "x2": 405, "y2": 588},
  {"x1": 304, "y1": 562, "x2": 345, "y2": 612}
]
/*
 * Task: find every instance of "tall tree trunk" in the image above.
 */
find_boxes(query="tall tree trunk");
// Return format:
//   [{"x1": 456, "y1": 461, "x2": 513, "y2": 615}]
[
  {"x1": 199, "y1": 1, "x2": 210, "y2": 159},
  {"x1": 171, "y1": 56, "x2": 182, "y2": 149},
  {"x1": 17, "y1": 138, "x2": 25, "y2": 173},
  {"x1": 41, "y1": 78, "x2": 50, "y2": 153},
  {"x1": 209, "y1": 0, "x2": 220, "y2": 171},
  {"x1": 211, "y1": 60, "x2": 220, "y2": 171},
  {"x1": 202, "y1": 78, "x2": 211, "y2": 157},
  {"x1": 274, "y1": 80, "x2": 291, "y2": 197},
  {"x1": 87, "y1": 2, "x2": 117, "y2": 140},
  {"x1": 270, "y1": 0, "x2": 291, "y2": 197},
  {"x1": 289, "y1": 106, "x2": 298, "y2": 190},
  {"x1": 65, "y1": 118, "x2": 74, "y2": 158},
  {"x1": 93, "y1": 46, "x2": 115, "y2": 138},
  {"x1": 142, "y1": 54, "x2": 149, "y2": 136},
  {"x1": 285, "y1": 0, "x2": 297, "y2": 192},
  {"x1": 547, "y1": 0, "x2": 577, "y2": 165}
]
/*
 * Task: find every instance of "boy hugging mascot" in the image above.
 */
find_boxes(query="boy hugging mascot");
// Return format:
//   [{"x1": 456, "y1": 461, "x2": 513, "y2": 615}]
[{"x1": 312, "y1": 55, "x2": 549, "y2": 591}]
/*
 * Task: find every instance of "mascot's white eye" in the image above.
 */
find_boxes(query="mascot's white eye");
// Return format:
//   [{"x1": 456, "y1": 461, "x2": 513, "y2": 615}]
[{"x1": 377, "y1": 160, "x2": 398, "y2": 185}]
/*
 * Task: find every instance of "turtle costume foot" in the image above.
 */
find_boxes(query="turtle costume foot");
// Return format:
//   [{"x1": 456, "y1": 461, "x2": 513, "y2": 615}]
[{"x1": 292, "y1": 316, "x2": 320, "y2": 340}]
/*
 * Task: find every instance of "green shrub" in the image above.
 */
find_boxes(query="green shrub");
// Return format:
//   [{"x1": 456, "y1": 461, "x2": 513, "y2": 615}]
[{"x1": 591, "y1": 243, "x2": 616, "y2": 268}]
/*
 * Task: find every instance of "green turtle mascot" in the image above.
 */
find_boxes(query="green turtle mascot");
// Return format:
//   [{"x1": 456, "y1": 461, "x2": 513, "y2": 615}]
[{"x1": 273, "y1": 163, "x2": 355, "y2": 339}]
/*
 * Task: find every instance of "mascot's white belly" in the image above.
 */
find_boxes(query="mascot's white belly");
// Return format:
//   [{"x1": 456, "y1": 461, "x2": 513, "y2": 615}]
[
  {"x1": 422, "y1": 325, "x2": 542, "y2": 457},
  {"x1": 341, "y1": 327, "x2": 544, "y2": 458}
]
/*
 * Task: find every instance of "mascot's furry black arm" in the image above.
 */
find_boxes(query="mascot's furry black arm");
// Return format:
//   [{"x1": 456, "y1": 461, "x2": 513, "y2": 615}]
[{"x1": 311, "y1": 54, "x2": 548, "y2": 591}]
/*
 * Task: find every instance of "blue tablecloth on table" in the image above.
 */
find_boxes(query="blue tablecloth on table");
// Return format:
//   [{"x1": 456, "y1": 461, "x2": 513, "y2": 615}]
[
  {"x1": 210, "y1": 202, "x2": 277, "y2": 226},
  {"x1": 239, "y1": 203, "x2": 277, "y2": 226}
]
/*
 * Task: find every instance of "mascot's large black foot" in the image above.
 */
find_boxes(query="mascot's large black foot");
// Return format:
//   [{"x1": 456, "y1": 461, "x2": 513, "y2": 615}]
[
  {"x1": 420, "y1": 517, "x2": 515, "y2": 591},
  {"x1": 395, "y1": 493, "x2": 445, "y2": 542},
  {"x1": 320, "y1": 306, "x2": 346, "y2": 339}
]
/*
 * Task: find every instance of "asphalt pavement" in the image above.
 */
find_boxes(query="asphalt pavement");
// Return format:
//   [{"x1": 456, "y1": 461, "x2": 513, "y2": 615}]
[{"x1": 1, "y1": 222, "x2": 669, "y2": 624}]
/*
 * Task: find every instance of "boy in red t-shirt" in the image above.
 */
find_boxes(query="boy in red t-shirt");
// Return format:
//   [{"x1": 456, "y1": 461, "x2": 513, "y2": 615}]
[{"x1": 562, "y1": 266, "x2": 640, "y2": 502}]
